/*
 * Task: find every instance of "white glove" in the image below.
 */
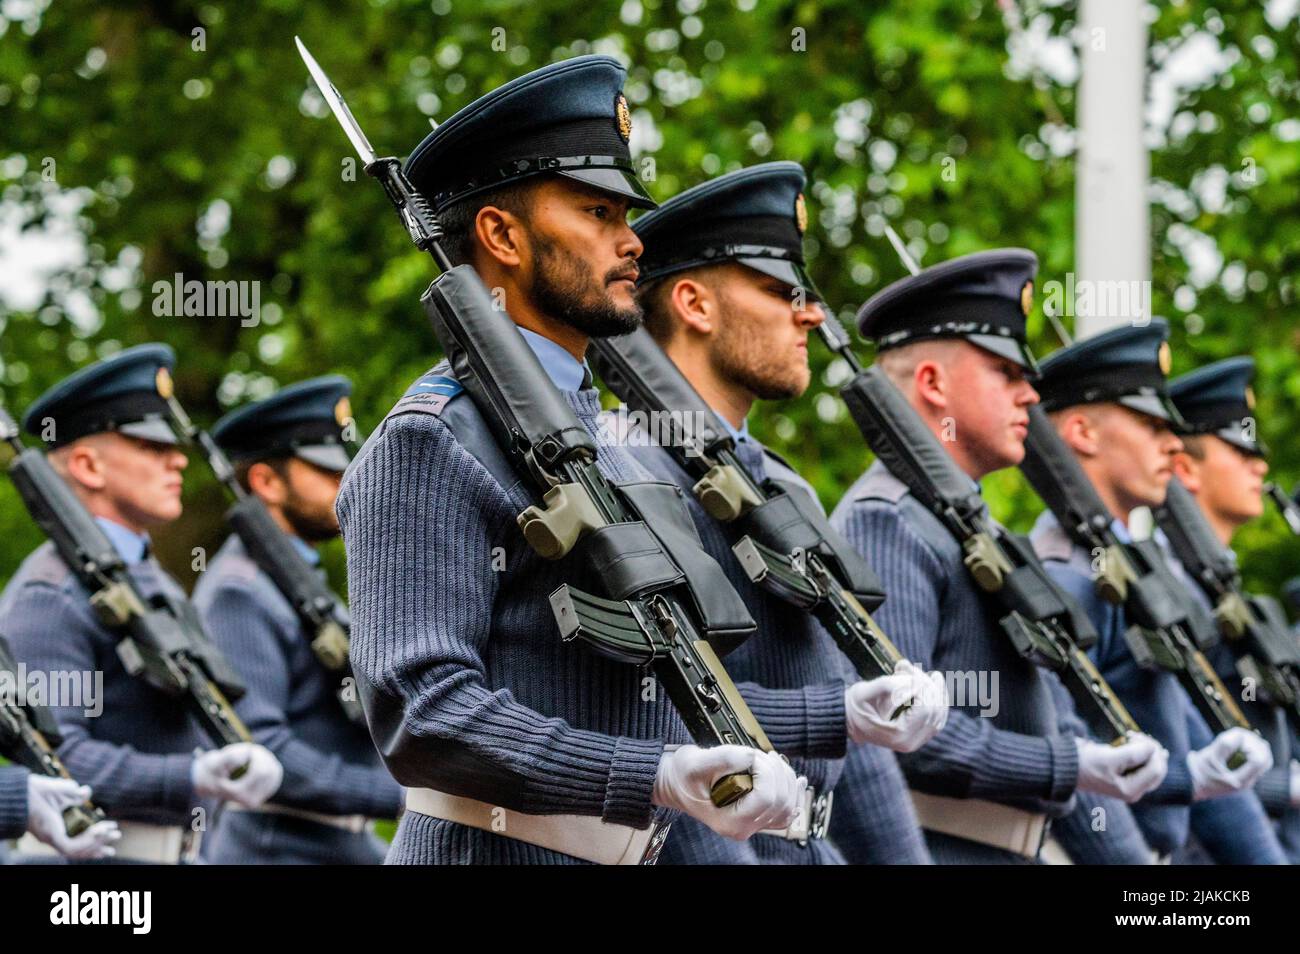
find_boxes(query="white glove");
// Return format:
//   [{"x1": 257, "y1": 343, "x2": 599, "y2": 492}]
[
  {"x1": 26, "y1": 776, "x2": 121, "y2": 860},
  {"x1": 1290, "y1": 761, "x2": 1300, "y2": 810},
  {"x1": 191, "y1": 743, "x2": 284, "y2": 808},
  {"x1": 1188, "y1": 727, "x2": 1273, "y2": 801},
  {"x1": 1074, "y1": 733, "x2": 1168, "y2": 803},
  {"x1": 652, "y1": 744, "x2": 806, "y2": 841},
  {"x1": 845, "y1": 660, "x2": 949, "y2": 752}
]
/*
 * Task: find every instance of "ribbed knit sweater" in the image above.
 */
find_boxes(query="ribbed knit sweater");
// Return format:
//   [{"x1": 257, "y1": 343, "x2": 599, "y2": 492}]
[
  {"x1": 831, "y1": 462, "x2": 1080, "y2": 863},
  {"x1": 0, "y1": 543, "x2": 202, "y2": 827},
  {"x1": 1033, "y1": 511, "x2": 1287, "y2": 862},
  {"x1": 193, "y1": 534, "x2": 402, "y2": 863},
  {"x1": 338, "y1": 380, "x2": 696, "y2": 864},
  {"x1": 0, "y1": 766, "x2": 30, "y2": 839},
  {"x1": 1159, "y1": 542, "x2": 1289, "y2": 864},
  {"x1": 625, "y1": 433, "x2": 927, "y2": 864}
]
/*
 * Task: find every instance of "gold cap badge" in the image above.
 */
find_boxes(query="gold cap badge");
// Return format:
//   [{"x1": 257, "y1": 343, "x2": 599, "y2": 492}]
[
  {"x1": 1245, "y1": 385, "x2": 1256, "y2": 410},
  {"x1": 1158, "y1": 341, "x2": 1172, "y2": 376},
  {"x1": 155, "y1": 367, "x2": 174, "y2": 400},
  {"x1": 795, "y1": 193, "x2": 807, "y2": 235},
  {"x1": 1020, "y1": 280, "x2": 1034, "y2": 317},
  {"x1": 334, "y1": 396, "x2": 352, "y2": 428},
  {"x1": 615, "y1": 93, "x2": 632, "y2": 143}
]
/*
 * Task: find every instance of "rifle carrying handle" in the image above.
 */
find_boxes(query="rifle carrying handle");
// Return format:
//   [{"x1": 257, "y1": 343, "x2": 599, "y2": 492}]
[{"x1": 709, "y1": 772, "x2": 753, "y2": 807}]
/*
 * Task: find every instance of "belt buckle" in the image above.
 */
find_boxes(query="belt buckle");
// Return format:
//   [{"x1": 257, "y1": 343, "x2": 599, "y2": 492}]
[
  {"x1": 808, "y1": 790, "x2": 833, "y2": 842},
  {"x1": 639, "y1": 821, "x2": 673, "y2": 866},
  {"x1": 1034, "y1": 817, "x2": 1051, "y2": 859},
  {"x1": 180, "y1": 827, "x2": 203, "y2": 865}
]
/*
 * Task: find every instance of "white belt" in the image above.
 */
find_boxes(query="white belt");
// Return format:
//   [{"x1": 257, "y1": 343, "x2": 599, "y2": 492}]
[
  {"x1": 405, "y1": 788, "x2": 670, "y2": 865},
  {"x1": 225, "y1": 802, "x2": 369, "y2": 834},
  {"x1": 910, "y1": 790, "x2": 1049, "y2": 859},
  {"x1": 757, "y1": 787, "x2": 833, "y2": 843},
  {"x1": 1039, "y1": 836, "x2": 1075, "y2": 865},
  {"x1": 17, "y1": 821, "x2": 199, "y2": 865}
]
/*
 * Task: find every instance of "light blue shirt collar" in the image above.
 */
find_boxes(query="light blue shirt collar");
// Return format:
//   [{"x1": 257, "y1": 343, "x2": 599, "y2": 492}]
[
  {"x1": 1111, "y1": 517, "x2": 1133, "y2": 544},
  {"x1": 289, "y1": 535, "x2": 321, "y2": 567},
  {"x1": 517, "y1": 327, "x2": 591, "y2": 393},
  {"x1": 95, "y1": 517, "x2": 150, "y2": 566},
  {"x1": 718, "y1": 413, "x2": 751, "y2": 445}
]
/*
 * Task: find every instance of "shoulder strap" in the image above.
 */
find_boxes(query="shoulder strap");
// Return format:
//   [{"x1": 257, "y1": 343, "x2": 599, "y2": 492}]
[{"x1": 853, "y1": 461, "x2": 911, "y2": 505}]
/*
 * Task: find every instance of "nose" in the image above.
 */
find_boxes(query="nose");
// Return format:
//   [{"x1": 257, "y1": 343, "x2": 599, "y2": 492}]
[
  {"x1": 170, "y1": 449, "x2": 189, "y2": 471},
  {"x1": 1253, "y1": 455, "x2": 1269, "y2": 478},
  {"x1": 616, "y1": 218, "x2": 643, "y2": 263},
  {"x1": 1164, "y1": 431, "x2": 1184, "y2": 455},
  {"x1": 799, "y1": 302, "x2": 826, "y2": 329},
  {"x1": 1019, "y1": 379, "x2": 1041, "y2": 406}
]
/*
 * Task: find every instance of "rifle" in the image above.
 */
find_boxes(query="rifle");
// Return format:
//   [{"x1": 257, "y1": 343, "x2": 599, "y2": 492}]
[
  {"x1": 298, "y1": 38, "x2": 773, "y2": 806},
  {"x1": 1155, "y1": 476, "x2": 1300, "y2": 732},
  {"x1": 155, "y1": 383, "x2": 364, "y2": 724},
  {"x1": 0, "y1": 635, "x2": 104, "y2": 836},
  {"x1": 588, "y1": 328, "x2": 909, "y2": 695},
  {"x1": 0, "y1": 407, "x2": 253, "y2": 768},
  {"x1": 1265, "y1": 482, "x2": 1300, "y2": 537},
  {"x1": 818, "y1": 312, "x2": 1140, "y2": 743},
  {"x1": 1019, "y1": 404, "x2": 1252, "y2": 759}
]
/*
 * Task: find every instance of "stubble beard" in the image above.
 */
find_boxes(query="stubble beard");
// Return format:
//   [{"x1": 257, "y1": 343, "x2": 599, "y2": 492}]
[
  {"x1": 711, "y1": 295, "x2": 808, "y2": 402},
  {"x1": 529, "y1": 232, "x2": 643, "y2": 339},
  {"x1": 283, "y1": 495, "x2": 340, "y2": 544}
]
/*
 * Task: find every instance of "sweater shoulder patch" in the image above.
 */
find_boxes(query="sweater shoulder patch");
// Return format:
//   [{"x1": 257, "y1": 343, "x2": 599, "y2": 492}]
[{"x1": 389, "y1": 371, "x2": 464, "y2": 419}]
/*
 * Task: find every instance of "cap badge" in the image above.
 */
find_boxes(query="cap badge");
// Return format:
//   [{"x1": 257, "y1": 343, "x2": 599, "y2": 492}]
[
  {"x1": 795, "y1": 193, "x2": 808, "y2": 235},
  {"x1": 334, "y1": 396, "x2": 352, "y2": 428},
  {"x1": 155, "y1": 367, "x2": 174, "y2": 400},
  {"x1": 1158, "y1": 341, "x2": 1172, "y2": 376},
  {"x1": 1020, "y1": 280, "x2": 1034, "y2": 317},
  {"x1": 615, "y1": 93, "x2": 632, "y2": 143},
  {"x1": 1245, "y1": 385, "x2": 1256, "y2": 410}
]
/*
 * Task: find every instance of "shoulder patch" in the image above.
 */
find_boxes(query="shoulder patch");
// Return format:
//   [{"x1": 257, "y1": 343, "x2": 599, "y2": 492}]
[{"x1": 390, "y1": 371, "x2": 464, "y2": 419}]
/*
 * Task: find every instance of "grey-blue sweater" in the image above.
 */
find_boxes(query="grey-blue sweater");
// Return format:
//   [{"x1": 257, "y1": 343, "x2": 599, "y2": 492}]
[
  {"x1": 1032, "y1": 511, "x2": 1286, "y2": 863},
  {"x1": 0, "y1": 542, "x2": 204, "y2": 827},
  {"x1": 339, "y1": 365, "x2": 718, "y2": 864},
  {"x1": 624, "y1": 432, "x2": 928, "y2": 864},
  {"x1": 0, "y1": 766, "x2": 29, "y2": 839},
  {"x1": 193, "y1": 534, "x2": 402, "y2": 864},
  {"x1": 831, "y1": 461, "x2": 1081, "y2": 864}
]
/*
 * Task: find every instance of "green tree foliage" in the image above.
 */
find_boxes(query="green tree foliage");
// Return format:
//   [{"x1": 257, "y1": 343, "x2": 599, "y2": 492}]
[{"x1": 1, "y1": 0, "x2": 1298, "y2": 602}]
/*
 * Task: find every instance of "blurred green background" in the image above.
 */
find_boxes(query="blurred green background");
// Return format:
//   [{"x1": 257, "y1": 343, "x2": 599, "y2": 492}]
[{"x1": 2, "y1": 0, "x2": 1299, "y2": 604}]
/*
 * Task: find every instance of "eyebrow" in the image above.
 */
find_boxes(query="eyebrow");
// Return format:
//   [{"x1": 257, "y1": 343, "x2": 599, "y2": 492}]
[{"x1": 568, "y1": 188, "x2": 631, "y2": 214}]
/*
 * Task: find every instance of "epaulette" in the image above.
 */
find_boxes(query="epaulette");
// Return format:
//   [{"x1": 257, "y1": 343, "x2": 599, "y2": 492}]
[{"x1": 853, "y1": 463, "x2": 911, "y2": 505}]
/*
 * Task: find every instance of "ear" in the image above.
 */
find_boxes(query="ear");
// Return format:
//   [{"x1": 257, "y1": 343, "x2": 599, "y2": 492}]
[
  {"x1": 1059, "y1": 410, "x2": 1101, "y2": 458},
  {"x1": 63, "y1": 443, "x2": 108, "y2": 492},
  {"x1": 247, "y1": 461, "x2": 289, "y2": 506},
  {"x1": 1171, "y1": 451, "x2": 1201, "y2": 492},
  {"x1": 473, "y1": 203, "x2": 528, "y2": 269},
  {"x1": 670, "y1": 278, "x2": 716, "y2": 336},
  {"x1": 913, "y1": 359, "x2": 948, "y2": 412}
]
